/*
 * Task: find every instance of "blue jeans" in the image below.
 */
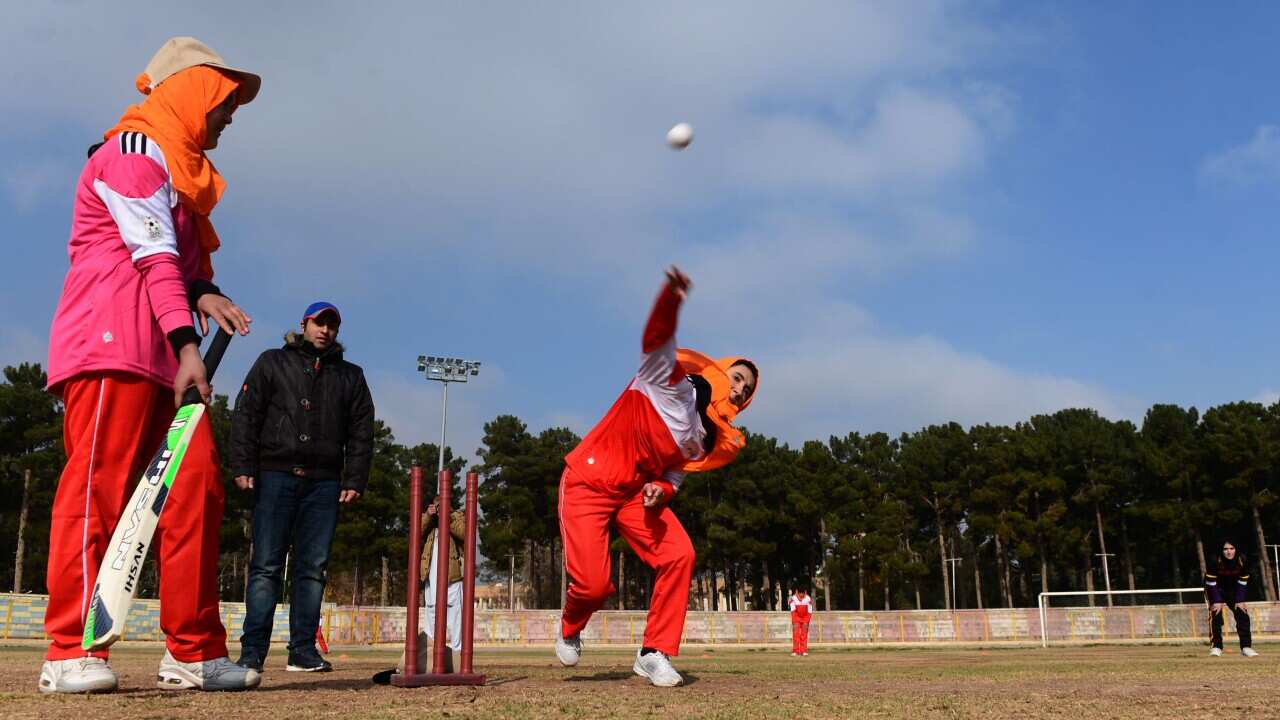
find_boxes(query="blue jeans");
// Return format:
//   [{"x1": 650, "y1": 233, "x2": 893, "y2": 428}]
[{"x1": 240, "y1": 471, "x2": 340, "y2": 657}]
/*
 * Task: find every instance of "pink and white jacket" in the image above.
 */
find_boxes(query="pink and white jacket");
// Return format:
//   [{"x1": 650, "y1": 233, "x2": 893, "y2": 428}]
[
  {"x1": 564, "y1": 284, "x2": 706, "y2": 498},
  {"x1": 47, "y1": 132, "x2": 211, "y2": 394}
]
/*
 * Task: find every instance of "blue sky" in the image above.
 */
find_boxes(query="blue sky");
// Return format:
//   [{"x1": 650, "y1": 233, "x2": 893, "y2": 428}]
[{"x1": 4, "y1": 2, "x2": 1280, "y2": 461}]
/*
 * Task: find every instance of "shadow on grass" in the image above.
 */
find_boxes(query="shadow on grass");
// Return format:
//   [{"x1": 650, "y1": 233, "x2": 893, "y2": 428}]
[{"x1": 564, "y1": 671, "x2": 701, "y2": 687}]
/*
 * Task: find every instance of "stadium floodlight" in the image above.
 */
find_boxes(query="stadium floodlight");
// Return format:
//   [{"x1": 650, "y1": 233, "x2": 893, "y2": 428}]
[{"x1": 417, "y1": 355, "x2": 482, "y2": 475}]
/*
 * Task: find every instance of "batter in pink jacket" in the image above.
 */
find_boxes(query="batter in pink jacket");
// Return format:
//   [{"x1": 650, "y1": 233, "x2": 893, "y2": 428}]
[{"x1": 40, "y1": 37, "x2": 260, "y2": 695}]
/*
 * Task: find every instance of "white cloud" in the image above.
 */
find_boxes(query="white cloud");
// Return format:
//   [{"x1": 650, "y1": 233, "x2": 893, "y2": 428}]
[
  {"x1": 1200, "y1": 125, "x2": 1280, "y2": 187},
  {"x1": 744, "y1": 332, "x2": 1133, "y2": 443}
]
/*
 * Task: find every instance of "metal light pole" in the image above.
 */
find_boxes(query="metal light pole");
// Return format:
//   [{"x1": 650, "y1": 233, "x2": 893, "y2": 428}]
[
  {"x1": 944, "y1": 557, "x2": 963, "y2": 611},
  {"x1": 417, "y1": 356, "x2": 481, "y2": 478},
  {"x1": 1095, "y1": 552, "x2": 1115, "y2": 607}
]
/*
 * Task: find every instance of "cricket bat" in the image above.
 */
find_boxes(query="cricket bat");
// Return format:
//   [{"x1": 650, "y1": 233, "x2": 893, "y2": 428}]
[{"x1": 82, "y1": 329, "x2": 232, "y2": 651}]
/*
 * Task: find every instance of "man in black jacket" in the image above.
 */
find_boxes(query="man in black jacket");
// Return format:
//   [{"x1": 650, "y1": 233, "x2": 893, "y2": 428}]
[{"x1": 230, "y1": 301, "x2": 374, "y2": 673}]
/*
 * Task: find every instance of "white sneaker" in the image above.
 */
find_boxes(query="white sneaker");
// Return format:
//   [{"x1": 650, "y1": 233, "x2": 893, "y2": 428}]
[
  {"x1": 790, "y1": 652, "x2": 798, "y2": 657},
  {"x1": 555, "y1": 625, "x2": 582, "y2": 667},
  {"x1": 1242, "y1": 647, "x2": 1259, "y2": 658},
  {"x1": 157, "y1": 651, "x2": 262, "y2": 691},
  {"x1": 633, "y1": 649, "x2": 683, "y2": 687},
  {"x1": 1210, "y1": 647, "x2": 1223, "y2": 657},
  {"x1": 38, "y1": 657, "x2": 118, "y2": 694}
]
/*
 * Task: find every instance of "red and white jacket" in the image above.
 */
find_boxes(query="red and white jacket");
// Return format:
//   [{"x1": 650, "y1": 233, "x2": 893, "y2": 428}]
[
  {"x1": 564, "y1": 284, "x2": 706, "y2": 498},
  {"x1": 789, "y1": 593, "x2": 813, "y2": 623}
]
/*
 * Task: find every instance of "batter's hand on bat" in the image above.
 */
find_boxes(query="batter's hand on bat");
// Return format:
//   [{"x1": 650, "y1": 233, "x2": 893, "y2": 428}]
[
  {"x1": 642, "y1": 482, "x2": 666, "y2": 508},
  {"x1": 234, "y1": 476, "x2": 254, "y2": 490},
  {"x1": 197, "y1": 294, "x2": 252, "y2": 337},
  {"x1": 174, "y1": 343, "x2": 211, "y2": 407},
  {"x1": 340, "y1": 490, "x2": 361, "y2": 504}
]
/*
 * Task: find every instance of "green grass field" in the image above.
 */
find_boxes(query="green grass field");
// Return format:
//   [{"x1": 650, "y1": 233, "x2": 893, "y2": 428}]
[{"x1": 1, "y1": 642, "x2": 1275, "y2": 719}]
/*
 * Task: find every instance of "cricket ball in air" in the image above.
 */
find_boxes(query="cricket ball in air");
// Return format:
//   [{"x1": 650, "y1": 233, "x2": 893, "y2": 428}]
[{"x1": 666, "y1": 123, "x2": 693, "y2": 150}]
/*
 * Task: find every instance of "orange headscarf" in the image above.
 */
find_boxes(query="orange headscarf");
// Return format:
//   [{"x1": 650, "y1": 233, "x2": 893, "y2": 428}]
[
  {"x1": 676, "y1": 349, "x2": 760, "y2": 473},
  {"x1": 106, "y1": 66, "x2": 240, "y2": 278}
]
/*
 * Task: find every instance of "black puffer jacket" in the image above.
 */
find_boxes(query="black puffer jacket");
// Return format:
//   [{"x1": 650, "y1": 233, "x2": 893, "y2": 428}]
[{"x1": 230, "y1": 332, "x2": 375, "y2": 492}]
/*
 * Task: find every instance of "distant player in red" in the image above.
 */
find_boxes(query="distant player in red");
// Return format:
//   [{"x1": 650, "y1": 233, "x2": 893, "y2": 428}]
[
  {"x1": 554, "y1": 266, "x2": 759, "y2": 687},
  {"x1": 789, "y1": 587, "x2": 813, "y2": 656}
]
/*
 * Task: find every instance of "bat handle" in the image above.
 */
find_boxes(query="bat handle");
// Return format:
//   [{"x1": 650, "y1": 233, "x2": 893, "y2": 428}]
[{"x1": 180, "y1": 328, "x2": 234, "y2": 406}]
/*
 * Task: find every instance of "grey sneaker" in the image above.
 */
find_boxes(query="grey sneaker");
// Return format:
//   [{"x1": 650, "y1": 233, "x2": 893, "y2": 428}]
[
  {"x1": 554, "y1": 626, "x2": 582, "y2": 667},
  {"x1": 1242, "y1": 647, "x2": 1259, "y2": 658},
  {"x1": 38, "y1": 657, "x2": 118, "y2": 694},
  {"x1": 1210, "y1": 647, "x2": 1223, "y2": 657},
  {"x1": 157, "y1": 651, "x2": 262, "y2": 691},
  {"x1": 633, "y1": 649, "x2": 683, "y2": 687}
]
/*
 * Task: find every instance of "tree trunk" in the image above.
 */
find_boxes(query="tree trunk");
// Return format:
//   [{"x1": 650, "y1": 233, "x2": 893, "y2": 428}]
[
  {"x1": 353, "y1": 559, "x2": 360, "y2": 606},
  {"x1": 973, "y1": 554, "x2": 983, "y2": 610},
  {"x1": 1083, "y1": 547, "x2": 1096, "y2": 607},
  {"x1": 1194, "y1": 529, "x2": 1207, "y2": 575},
  {"x1": 1018, "y1": 568, "x2": 1029, "y2": 606},
  {"x1": 1120, "y1": 516, "x2": 1136, "y2": 605},
  {"x1": 559, "y1": 538, "x2": 567, "y2": 610},
  {"x1": 857, "y1": 552, "x2": 865, "y2": 611},
  {"x1": 617, "y1": 550, "x2": 626, "y2": 610},
  {"x1": 1094, "y1": 504, "x2": 1113, "y2": 606},
  {"x1": 1172, "y1": 548, "x2": 1184, "y2": 604},
  {"x1": 380, "y1": 555, "x2": 389, "y2": 607},
  {"x1": 13, "y1": 468, "x2": 32, "y2": 593},
  {"x1": 994, "y1": 532, "x2": 1012, "y2": 608},
  {"x1": 820, "y1": 518, "x2": 833, "y2": 612},
  {"x1": 1040, "y1": 554, "x2": 1049, "y2": 595},
  {"x1": 937, "y1": 523, "x2": 951, "y2": 610},
  {"x1": 883, "y1": 569, "x2": 891, "y2": 611},
  {"x1": 1252, "y1": 505, "x2": 1277, "y2": 601},
  {"x1": 905, "y1": 536, "x2": 921, "y2": 609}
]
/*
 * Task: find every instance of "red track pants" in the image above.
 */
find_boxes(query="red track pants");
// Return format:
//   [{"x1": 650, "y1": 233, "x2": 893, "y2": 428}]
[
  {"x1": 44, "y1": 372, "x2": 228, "y2": 662},
  {"x1": 792, "y1": 621, "x2": 810, "y2": 654},
  {"x1": 558, "y1": 467, "x2": 694, "y2": 656}
]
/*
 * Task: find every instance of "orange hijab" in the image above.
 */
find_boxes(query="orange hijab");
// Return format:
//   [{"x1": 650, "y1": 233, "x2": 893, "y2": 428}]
[
  {"x1": 106, "y1": 66, "x2": 240, "y2": 278},
  {"x1": 676, "y1": 349, "x2": 759, "y2": 472}
]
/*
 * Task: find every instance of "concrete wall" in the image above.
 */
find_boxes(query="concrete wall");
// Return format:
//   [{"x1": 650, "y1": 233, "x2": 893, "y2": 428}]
[{"x1": 3, "y1": 593, "x2": 1273, "y2": 646}]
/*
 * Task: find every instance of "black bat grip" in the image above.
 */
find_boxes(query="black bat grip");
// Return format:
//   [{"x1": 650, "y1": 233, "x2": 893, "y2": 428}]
[{"x1": 180, "y1": 329, "x2": 233, "y2": 406}]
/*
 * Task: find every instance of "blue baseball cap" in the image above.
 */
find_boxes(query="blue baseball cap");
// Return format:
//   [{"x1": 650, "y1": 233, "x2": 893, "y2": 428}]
[{"x1": 302, "y1": 301, "x2": 341, "y2": 323}]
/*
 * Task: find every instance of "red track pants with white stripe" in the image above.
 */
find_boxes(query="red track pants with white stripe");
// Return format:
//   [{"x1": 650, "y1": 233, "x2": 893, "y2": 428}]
[
  {"x1": 558, "y1": 467, "x2": 695, "y2": 656},
  {"x1": 44, "y1": 372, "x2": 228, "y2": 662},
  {"x1": 792, "y1": 620, "x2": 810, "y2": 654}
]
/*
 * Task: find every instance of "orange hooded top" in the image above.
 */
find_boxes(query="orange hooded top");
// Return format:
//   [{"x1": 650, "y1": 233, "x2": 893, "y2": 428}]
[
  {"x1": 105, "y1": 65, "x2": 242, "y2": 278},
  {"x1": 676, "y1": 349, "x2": 758, "y2": 472}
]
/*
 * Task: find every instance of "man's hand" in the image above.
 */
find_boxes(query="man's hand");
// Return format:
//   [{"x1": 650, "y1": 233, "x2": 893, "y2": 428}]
[
  {"x1": 235, "y1": 475, "x2": 254, "y2": 490},
  {"x1": 340, "y1": 490, "x2": 361, "y2": 504},
  {"x1": 642, "y1": 482, "x2": 666, "y2": 508},
  {"x1": 174, "y1": 343, "x2": 210, "y2": 407},
  {"x1": 1212, "y1": 602, "x2": 1225, "y2": 614},
  {"x1": 196, "y1": 294, "x2": 252, "y2": 336},
  {"x1": 665, "y1": 265, "x2": 691, "y2": 300}
]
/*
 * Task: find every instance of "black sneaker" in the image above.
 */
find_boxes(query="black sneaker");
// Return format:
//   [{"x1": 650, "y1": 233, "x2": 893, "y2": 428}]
[
  {"x1": 286, "y1": 648, "x2": 333, "y2": 673},
  {"x1": 236, "y1": 650, "x2": 265, "y2": 673}
]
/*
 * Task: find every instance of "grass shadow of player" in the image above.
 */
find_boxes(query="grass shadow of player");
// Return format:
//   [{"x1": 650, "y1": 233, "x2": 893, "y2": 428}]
[
  {"x1": 565, "y1": 671, "x2": 700, "y2": 686},
  {"x1": 262, "y1": 677, "x2": 389, "y2": 692}
]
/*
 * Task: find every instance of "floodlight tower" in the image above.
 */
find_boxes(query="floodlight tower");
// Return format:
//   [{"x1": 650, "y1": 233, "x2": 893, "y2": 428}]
[{"x1": 416, "y1": 356, "x2": 482, "y2": 477}]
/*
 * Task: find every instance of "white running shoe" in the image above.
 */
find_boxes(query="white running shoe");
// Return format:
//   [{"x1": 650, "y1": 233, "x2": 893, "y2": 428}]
[
  {"x1": 633, "y1": 649, "x2": 683, "y2": 687},
  {"x1": 157, "y1": 651, "x2": 262, "y2": 691},
  {"x1": 790, "y1": 652, "x2": 798, "y2": 657},
  {"x1": 38, "y1": 657, "x2": 118, "y2": 694},
  {"x1": 1242, "y1": 647, "x2": 1259, "y2": 658},
  {"x1": 1210, "y1": 647, "x2": 1223, "y2": 657},
  {"x1": 555, "y1": 625, "x2": 582, "y2": 667}
]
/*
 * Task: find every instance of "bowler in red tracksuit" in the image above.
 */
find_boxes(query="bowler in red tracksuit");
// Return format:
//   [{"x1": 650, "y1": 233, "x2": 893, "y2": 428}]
[{"x1": 554, "y1": 267, "x2": 759, "y2": 687}]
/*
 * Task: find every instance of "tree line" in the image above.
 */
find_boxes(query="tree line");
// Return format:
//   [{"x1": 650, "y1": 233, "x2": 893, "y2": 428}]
[{"x1": 2, "y1": 362, "x2": 1277, "y2": 611}]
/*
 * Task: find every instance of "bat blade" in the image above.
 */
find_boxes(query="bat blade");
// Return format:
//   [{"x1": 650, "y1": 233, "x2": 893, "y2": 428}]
[{"x1": 81, "y1": 401, "x2": 206, "y2": 650}]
